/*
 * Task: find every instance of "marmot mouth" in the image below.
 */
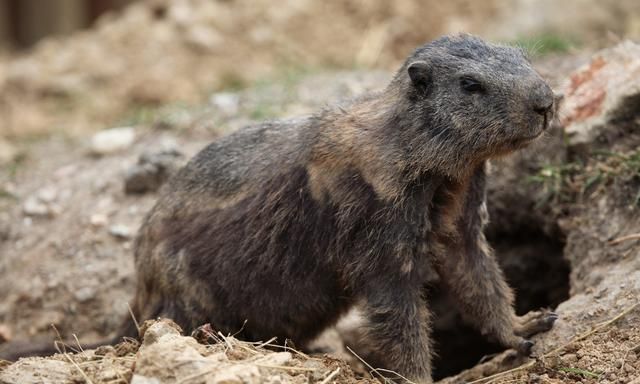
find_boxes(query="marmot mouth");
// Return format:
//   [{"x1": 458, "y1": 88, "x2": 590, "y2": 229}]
[
  {"x1": 520, "y1": 130, "x2": 544, "y2": 141},
  {"x1": 508, "y1": 130, "x2": 544, "y2": 148}
]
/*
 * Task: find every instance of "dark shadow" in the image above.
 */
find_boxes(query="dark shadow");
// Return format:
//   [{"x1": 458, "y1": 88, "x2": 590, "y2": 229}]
[{"x1": 430, "y1": 227, "x2": 570, "y2": 380}]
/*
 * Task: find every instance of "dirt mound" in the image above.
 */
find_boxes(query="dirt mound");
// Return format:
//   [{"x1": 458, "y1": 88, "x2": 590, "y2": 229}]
[{"x1": 1, "y1": 319, "x2": 373, "y2": 384}]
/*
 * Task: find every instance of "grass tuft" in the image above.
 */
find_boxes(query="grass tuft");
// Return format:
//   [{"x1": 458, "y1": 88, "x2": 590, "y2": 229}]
[
  {"x1": 528, "y1": 148, "x2": 640, "y2": 208},
  {"x1": 557, "y1": 366, "x2": 601, "y2": 379},
  {"x1": 510, "y1": 33, "x2": 577, "y2": 57}
]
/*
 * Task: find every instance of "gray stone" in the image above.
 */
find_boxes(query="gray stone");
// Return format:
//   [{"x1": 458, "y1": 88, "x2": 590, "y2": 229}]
[
  {"x1": 124, "y1": 149, "x2": 184, "y2": 194},
  {"x1": 23, "y1": 197, "x2": 52, "y2": 217},
  {"x1": 73, "y1": 286, "x2": 96, "y2": 303},
  {"x1": 109, "y1": 224, "x2": 132, "y2": 240},
  {"x1": 210, "y1": 93, "x2": 240, "y2": 116},
  {"x1": 90, "y1": 127, "x2": 136, "y2": 155}
]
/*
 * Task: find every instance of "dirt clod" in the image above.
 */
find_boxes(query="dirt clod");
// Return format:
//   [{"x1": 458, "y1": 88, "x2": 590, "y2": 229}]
[{"x1": 124, "y1": 149, "x2": 185, "y2": 194}]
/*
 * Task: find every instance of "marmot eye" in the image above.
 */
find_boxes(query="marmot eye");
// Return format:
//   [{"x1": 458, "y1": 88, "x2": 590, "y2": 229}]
[{"x1": 460, "y1": 77, "x2": 484, "y2": 93}]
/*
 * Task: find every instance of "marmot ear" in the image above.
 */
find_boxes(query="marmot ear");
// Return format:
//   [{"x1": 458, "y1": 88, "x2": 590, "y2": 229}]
[{"x1": 407, "y1": 61, "x2": 430, "y2": 92}]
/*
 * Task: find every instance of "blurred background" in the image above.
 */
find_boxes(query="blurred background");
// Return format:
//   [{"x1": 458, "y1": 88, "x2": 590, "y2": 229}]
[
  {"x1": 1, "y1": 2, "x2": 640, "y2": 382},
  {"x1": 0, "y1": 0, "x2": 639, "y2": 139}
]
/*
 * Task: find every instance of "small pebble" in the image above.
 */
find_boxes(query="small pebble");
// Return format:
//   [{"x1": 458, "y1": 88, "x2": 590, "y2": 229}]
[
  {"x1": 124, "y1": 149, "x2": 183, "y2": 194},
  {"x1": 36, "y1": 187, "x2": 58, "y2": 203},
  {"x1": 0, "y1": 324, "x2": 12, "y2": 343},
  {"x1": 90, "y1": 214, "x2": 109, "y2": 227},
  {"x1": 97, "y1": 368, "x2": 119, "y2": 381},
  {"x1": 562, "y1": 353, "x2": 579, "y2": 364},
  {"x1": 73, "y1": 287, "x2": 96, "y2": 302},
  {"x1": 23, "y1": 197, "x2": 51, "y2": 217},
  {"x1": 90, "y1": 127, "x2": 135, "y2": 155},
  {"x1": 210, "y1": 92, "x2": 240, "y2": 116},
  {"x1": 109, "y1": 224, "x2": 132, "y2": 239}
]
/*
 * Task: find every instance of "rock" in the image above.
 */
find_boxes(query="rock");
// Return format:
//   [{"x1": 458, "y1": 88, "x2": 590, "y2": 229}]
[
  {"x1": 167, "y1": 2, "x2": 192, "y2": 26},
  {"x1": 132, "y1": 320, "x2": 301, "y2": 383},
  {"x1": 90, "y1": 127, "x2": 136, "y2": 155},
  {"x1": 255, "y1": 352, "x2": 292, "y2": 367},
  {"x1": 73, "y1": 286, "x2": 96, "y2": 303},
  {"x1": 89, "y1": 213, "x2": 109, "y2": 227},
  {"x1": 0, "y1": 359, "x2": 73, "y2": 384},
  {"x1": 210, "y1": 93, "x2": 240, "y2": 116},
  {"x1": 209, "y1": 364, "x2": 261, "y2": 384},
  {"x1": 561, "y1": 353, "x2": 579, "y2": 364},
  {"x1": 264, "y1": 375, "x2": 285, "y2": 384},
  {"x1": 36, "y1": 187, "x2": 58, "y2": 203},
  {"x1": 561, "y1": 41, "x2": 640, "y2": 150},
  {"x1": 22, "y1": 197, "x2": 49, "y2": 217},
  {"x1": 124, "y1": 163, "x2": 159, "y2": 193},
  {"x1": 96, "y1": 368, "x2": 120, "y2": 382},
  {"x1": 22, "y1": 196, "x2": 59, "y2": 218},
  {"x1": 139, "y1": 319, "x2": 184, "y2": 345},
  {"x1": 94, "y1": 345, "x2": 116, "y2": 356},
  {"x1": 124, "y1": 149, "x2": 184, "y2": 194},
  {"x1": 0, "y1": 324, "x2": 11, "y2": 343},
  {"x1": 109, "y1": 224, "x2": 132, "y2": 240},
  {"x1": 134, "y1": 320, "x2": 211, "y2": 383},
  {"x1": 131, "y1": 376, "x2": 162, "y2": 384},
  {"x1": 21, "y1": 186, "x2": 62, "y2": 218},
  {"x1": 185, "y1": 25, "x2": 223, "y2": 52}
]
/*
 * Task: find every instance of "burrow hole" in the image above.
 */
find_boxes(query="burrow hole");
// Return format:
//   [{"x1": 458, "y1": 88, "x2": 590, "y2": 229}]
[{"x1": 430, "y1": 223, "x2": 570, "y2": 380}]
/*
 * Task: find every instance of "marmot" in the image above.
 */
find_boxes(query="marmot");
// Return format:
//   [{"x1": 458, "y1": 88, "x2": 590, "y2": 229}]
[{"x1": 3, "y1": 34, "x2": 560, "y2": 383}]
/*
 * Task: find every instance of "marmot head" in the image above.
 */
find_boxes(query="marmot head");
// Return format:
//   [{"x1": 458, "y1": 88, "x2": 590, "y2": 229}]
[{"x1": 391, "y1": 34, "x2": 559, "y2": 175}]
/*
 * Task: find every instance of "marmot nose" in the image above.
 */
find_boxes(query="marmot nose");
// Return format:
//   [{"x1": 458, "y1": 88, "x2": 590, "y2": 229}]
[
  {"x1": 531, "y1": 83, "x2": 554, "y2": 116},
  {"x1": 533, "y1": 100, "x2": 553, "y2": 116}
]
